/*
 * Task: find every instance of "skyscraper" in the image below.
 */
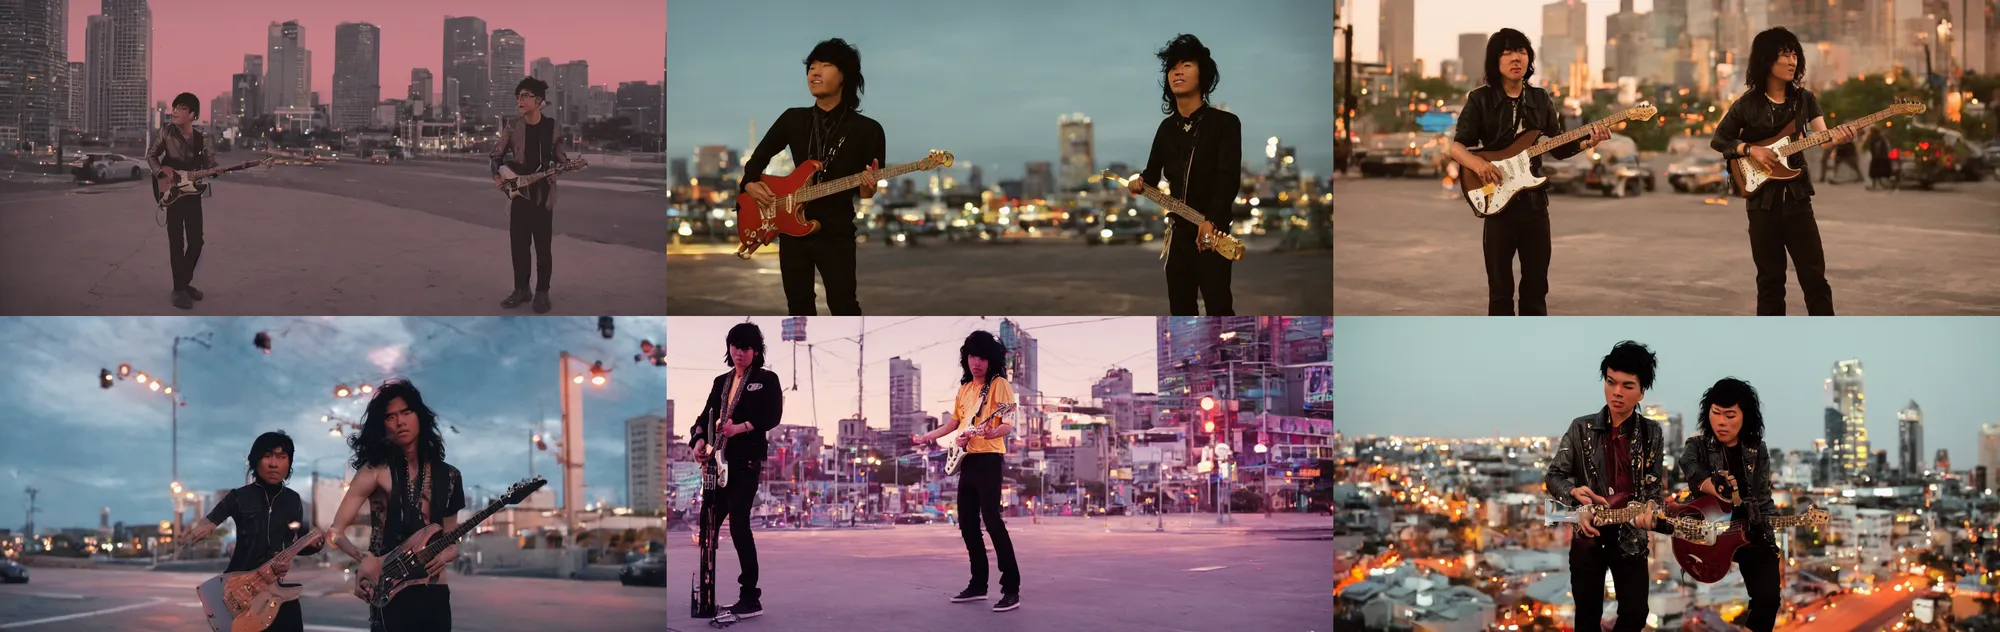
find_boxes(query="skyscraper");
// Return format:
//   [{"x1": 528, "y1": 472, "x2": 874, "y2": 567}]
[
  {"x1": 409, "y1": 68, "x2": 433, "y2": 116},
  {"x1": 999, "y1": 319, "x2": 1042, "y2": 440},
  {"x1": 888, "y1": 357, "x2": 924, "y2": 441},
  {"x1": 84, "y1": 14, "x2": 110, "y2": 135},
  {"x1": 266, "y1": 21, "x2": 310, "y2": 112},
  {"x1": 244, "y1": 54, "x2": 262, "y2": 79},
  {"x1": 489, "y1": 29, "x2": 525, "y2": 122},
  {"x1": 67, "y1": 61, "x2": 85, "y2": 132},
  {"x1": 1057, "y1": 113, "x2": 1094, "y2": 192},
  {"x1": 1898, "y1": 400, "x2": 1922, "y2": 477},
  {"x1": 102, "y1": 0, "x2": 150, "y2": 144},
  {"x1": 332, "y1": 22, "x2": 381, "y2": 131},
  {"x1": 1023, "y1": 162, "x2": 1054, "y2": 200},
  {"x1": 231, "y1": 73, "x2": 261, "y2": 122},
  {"x1": 1541, "y1": 0, "x2": 1590, "y2": 97},
  {"x1": 0, "y1": 0, "x2": 68, "y2": 145},
  {"x1": 555, "y1": 60, "x2": 590, "y2": 125},
  {"x1": 1827, "y1": 360, "x2": 1869, "y2": 480},
  {"x1": 442, "y1": 16, "x2": 488, "y2": 120},
  {"x1": 442, "y1": 77, "x2": 460, "y2": 122},
  {"x1": 1458, "y1": 33, "x2": 1487, "y2": 84},
  {"x1": 623, "y1": 415, "x2": 668, "y2": 513},
  {"x1": 1604, "y1": 0, "x2": 1653, "y2": 83},
  {"x1": 1378, "y1": 0, "x2": 1416, "y2": 80},
  {"x1": 1981, "y1": 423, "x2": 2000, "y2": 489}
]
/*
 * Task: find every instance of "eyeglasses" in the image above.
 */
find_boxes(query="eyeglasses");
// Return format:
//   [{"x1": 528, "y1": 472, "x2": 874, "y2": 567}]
[{"x1": 515, "y1": 93, "x2": 539, "y2": 101}]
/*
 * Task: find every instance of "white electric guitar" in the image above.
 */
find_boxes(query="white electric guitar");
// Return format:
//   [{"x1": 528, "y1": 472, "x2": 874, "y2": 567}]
[
  {"x1": 498, "y1": 159, "x2": 588, "y2": 200},
  {"x1": 1729, "y1": 99, "x2": 1923, "y2": 197},
  {"x1": 1458, "y1": 103, "x2": 1658, "y2": 217},
  {"x1": 941, "y1": 403, "x2": 1016, "y2": 475}
]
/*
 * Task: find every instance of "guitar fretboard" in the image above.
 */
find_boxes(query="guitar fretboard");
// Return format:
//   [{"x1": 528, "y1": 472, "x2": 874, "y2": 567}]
[
  {"x1": 789, "y1": 158, "x2": 932, "y2": 204},
  {"x1": 1134, "y1": 184, "x2": 1212, "y2": 226},
  {"x1": 417, "y1": 495, "x2": 517, "y2": 561},
  {"x1": 1775, "y1": 107, "x2": 1907, "y2": 158},
  {"x1": 1525, "y1": 109, "x2": 1643, "y2": 159}
]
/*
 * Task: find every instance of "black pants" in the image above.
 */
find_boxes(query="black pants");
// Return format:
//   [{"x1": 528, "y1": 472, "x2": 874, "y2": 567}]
[
  {"x1": 1165, "y1": 232, "x2": 1234, "y2": 316},
  {"x1": 1746, "y1": 198, "x2": 1834, "y2": 315},
  {"x1": 1734, "y1": 542, "x2": 1782, "y2": 632},
  {"x1": 1570, "y1": 537, "x2": 1646, "y2": 632},
  {"x1": 508, "y1": 195, "x2": 553, "y2": 292},
  {"x1": 165, "y1": 197, "x2": 204, "y2": 292},
  {"x1": 265, "y1": 599, "x2": 303, "y2": 632},
  {"x1": 1481, "y1": 201, "x2": 1551, "y2": 316},
  {"x1": 777, "y1": 232, "x2": 860, "y2": 315},
  {"x1": 701, "y1": 458, "x2": 763, "y2": 599},
  {"x1": 370, "y1": 584, "x2": 450, "y2": 632},
  {"x1": 957, "y1": 453, "x2": 1019, "y2": 594}
]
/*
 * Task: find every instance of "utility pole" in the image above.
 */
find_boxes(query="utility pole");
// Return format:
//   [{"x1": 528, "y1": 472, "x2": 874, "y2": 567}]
[
  {"x1": 854, "y1": 316, "x2": 865, "y2": 527},
  {"x1": 23, "y1": 487, "x2": 39, "y2": 543}
]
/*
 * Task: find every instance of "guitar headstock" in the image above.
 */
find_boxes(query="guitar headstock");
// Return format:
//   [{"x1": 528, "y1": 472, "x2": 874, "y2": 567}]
[
  {"x1": 1627, "y1": 102, "x2": 1659, "y2": 122},
  {"x1": 499, "y1": 476, "x2": 549, "y2": 505},
  {"x1": 919, "y1": 150, "x2": 955, "y2": 170},
  {"x1": 1098, "y1": 169, "x2": 1127, "y2": 185},
  {"x1": 1794, "y1": 504, "x2": 1831, "y2": 527},
  {"x1": 563, "y1": 158, "x2": 590, "y2": 170},
  {"x1": 1890, "y1": 98, "x2": 1927, "y2": 116}
]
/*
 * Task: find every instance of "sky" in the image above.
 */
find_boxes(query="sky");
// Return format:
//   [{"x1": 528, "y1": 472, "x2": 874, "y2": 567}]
[
  {"x1": 665, "y1": 317, "x2": 1157, "y2": 448},
  {"x1": 0, "y1": 317, "x2": 667, "y2": 530},
  {"x1": 666, "y1": 0, "x2": 1334, "y2": 182},
  {"x1": 1334, "y1": 317, "x2": 2000, "y2": 455},
  {"x1": 1340, "y1": 0, "x2": 1655, "y2": 80},
  {"x1": 67, "y1": 0, "x2": 665, "y2": 109}
]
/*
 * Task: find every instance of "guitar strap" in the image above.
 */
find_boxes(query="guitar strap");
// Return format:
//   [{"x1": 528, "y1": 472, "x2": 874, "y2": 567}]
[
  {"x1": 807, "y1": 107, "x2": 852, "y2": 186},
  {"x1": 1162, "y1": 115, "x2": 1201, "y2": 266}
]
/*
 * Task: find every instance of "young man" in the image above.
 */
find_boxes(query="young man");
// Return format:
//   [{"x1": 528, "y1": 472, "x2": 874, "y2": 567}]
[
  {"x1": 329, "y1": 379, "x2": 467, "y2": 632},
  {"x1": 1680, "y1": 378, "x2": 1781, "y2": 632},
  {"x1": 1448, "y1": 29, "x2": 1610, "y2": 316},
  {"x1": 491, "y1": 77, "x2": 572, "y2": 314},
  {"x1": 740, "y1": 38, "x2": 885, "y2": 316},
  {"x1": 1711, "y1": 27, "x2": 1854, "y2": 316},
  {"x1": 910, "y1": 331, "x2": 1022, "y2": 613},
  {"x1": 687, "y1": 323, "x2": 784, "y2": 621},
  {"x1": 1133, "y1": 34, "x2": 1242, "y2": 316},
  {"x1": 147, "y1": 92, "x2": 221, "y2": 310},
  {"x1": 186, "y1": 431, "x2": 323, "y2": 632},
  {"x1": 1544, "y1": 341, "x2": 1664, "y2": 632}
]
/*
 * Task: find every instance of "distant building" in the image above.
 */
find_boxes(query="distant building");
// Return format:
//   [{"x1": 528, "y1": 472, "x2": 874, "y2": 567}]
[
  {"x1": 624, "y1": 415, "x2": 668, "y2": 513},
  {"x1": 1898, "y1": 400, "x2": 1923, "y2": 476}
]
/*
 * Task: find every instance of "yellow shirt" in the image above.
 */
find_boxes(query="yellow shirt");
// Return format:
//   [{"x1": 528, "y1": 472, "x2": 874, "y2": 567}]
[{"x1": 952, "y1": 377, "x2": 1015, "y2": 455}]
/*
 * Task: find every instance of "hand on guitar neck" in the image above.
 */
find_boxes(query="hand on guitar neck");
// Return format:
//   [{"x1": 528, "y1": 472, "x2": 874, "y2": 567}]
[{"x1": 1121, "y1": 175, "x2": 1224, "y2": 253}]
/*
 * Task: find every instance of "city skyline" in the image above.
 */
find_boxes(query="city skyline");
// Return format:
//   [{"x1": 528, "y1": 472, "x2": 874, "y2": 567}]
[
  {"x1": 1334, "y1": 317, "x2": 2000, "y2": 458},
  {"x1": 64, "y1": 0, "x2": 663, "y2": 111},
  {"x1": 664, "y1": 317, "x2": 1158, "y2": 449},
  {"x1": 666, "y1": 0, "x2": 1334, "y2": 182},
  {"x1": 0, "y1": 317, "x2": 668, "y2": 529},
  {"x1": 1342, "y1": 0, "x2": 1655, "y2": 82}
]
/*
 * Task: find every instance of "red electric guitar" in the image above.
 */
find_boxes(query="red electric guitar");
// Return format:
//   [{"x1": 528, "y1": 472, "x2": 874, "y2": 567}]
[
  {"x1": 1662, "y1": 495, "x2": 1829, "y2": 583},
  {"x1": 732, "y1": 150, "x2": 953, "y2": 259}
]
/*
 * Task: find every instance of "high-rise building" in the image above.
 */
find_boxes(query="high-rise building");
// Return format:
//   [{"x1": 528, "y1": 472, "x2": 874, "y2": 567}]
[
  {"x1": 442, "y1": 16, "x2": 488, "y2": 120},
  {"x1": 1978, "y1": 465, "x2": 1992, "y2": 495},
  {"x1": 530, "y1": 57, "x2": 556, "y2": 82},
  {"x1": 999, "y1": 319, "x2": 1042, "y2": 441},
  {"x1": 442, "y1": 77, "x2": 461, "y2": 122},
  {"x1": 1541, "y1": 0, "x2": 1591, "y2": 98},
  {"x1": 266, "y1": 21, "x2": 310, "y2": 113},
  {"x1": 409, "y1": 68, "x2": 433, "y2": 117},
  {"x1": 84, "y1": 14, "x2": 109, "y2": 135},
  {"x1": 1980, "y1": 423, "x2": 2000, "y2": 489},
  {"x1": 1936, "y1": 448, "x2": 1950, "y2": 474},
  {"x1": 100, "y1": 0, "x2": 150, "y2": 144},
  {"x1": 695, "y1": 145, "x2": 730, "y2": 180},
  {"x1": 1057, "y1": 113, "x2": 1094, "y2": 192},
  {"x1": 332, "y1": 22, "x2": 381, "y2": 131},
  {"x1": 624, "y1": 415, "x2": 668, "y2": 513},
  {"x1": 1378, "y1": 0, "x2": 1416, "y2": 81},
  {"x1": 1439, "y1": 60, "x2": 1462, "y2": 85},
  {"x1": 615, "y1": 80, "x2": 662, "y2": 135},
  {"x1": 244, "y1": 54, "x2": 262, "y2": 79},
  {"x1": 1093, "y1": 368, "x2": 1141, "y2": 435},
  {"x1": 1458, "y1": 33, "x2": 1488, "y2": 84},
  {"x1": 888, "y1": 356, "x2": 924, "y2": 442},
  {"x1": 1604, "y1": 0, "x2": 1654, "y2": 83},
  {"x1": 230, "y1": 73, "x2": 261, "y2": 122},
  {"x1": 67, "y1": 61, "x2": 85, "y2": 132},
  {"x1": 0, "y1": 0, "x2": 68, "y2": 145},
  {"x1": 489, "y1": 29, "x2": 525, "y2": 122},
  {"x1": 1827, "y1": 360, "x2": 1870, "y2": 480},
  {"x1": 1022, "y1": 161, "x2": 1054, "y2": 200},
  {"x1": 555, "y1": 60, "x2": 590, "y2": 125},
  {"x1": 1897, "y1": 400, "x2": 1923, "y2": 477},
  {"x1": 670, "y1": 157, "x2": 689, "y2": 184}
]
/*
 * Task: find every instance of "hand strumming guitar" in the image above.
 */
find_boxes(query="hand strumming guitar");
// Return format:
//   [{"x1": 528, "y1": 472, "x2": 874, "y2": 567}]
[
  {"x1": 1127, "y1": 177, "x2": 1145, "y2": 196},
  {"x1": 1569, "y1": 486, "x2": 1610, "y2": 537},
  {"x1": 744, "y1": 181, "x2": 778, "y2": 208}
]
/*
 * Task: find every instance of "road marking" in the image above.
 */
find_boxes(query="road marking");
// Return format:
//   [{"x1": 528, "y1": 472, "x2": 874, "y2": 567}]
[
  {"x1": 15, "y1": 594, "x2": 83, "y2": 601},
  {"x1": 0, "y1": 596, "x2": 170, "y2": 629},
  {"x1": 1186, "y1": 566, "x2": 1228, "y2": 572},
  {"x1": 303, "y1": 625, "x2": 371, "y2": 632},
  {"x1": 410, "y1": 170, "x2": 660, "y2": 193}
]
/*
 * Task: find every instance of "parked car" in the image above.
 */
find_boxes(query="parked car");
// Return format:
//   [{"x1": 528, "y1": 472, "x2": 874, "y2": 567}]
[
  {"x1": 73, "y1": 152, "x2": 149, "y2": 183},
  {"x1": 619, "y1": 551, "x2": 665, "y2": 587},
  {"x1": 1584, "y1": 153, "x2": 1656, "y2": 197},
  {"x1": 1540, "y1": 152, "x2": 1591, "y2": 194},
  {"x1": 894, "y1": 513, "x2": 935, "y2": 525},
  {"x1": 0, "y1": 559, "x2": 27, "y2": 583},
  {"x1": 1668, "y1": 155, "x2": 1730, "y2": 193},
  {"x1": 1084, "y1": 212, "x2": 1158, "y2": 246}
]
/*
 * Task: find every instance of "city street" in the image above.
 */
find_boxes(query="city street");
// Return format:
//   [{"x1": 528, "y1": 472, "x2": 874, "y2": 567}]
[
  {"x1": 1786, "y1": 575, "x2": 1927, "y2": 632},
  {"x1": 1332, "y1": 176, "x2": 2000, "y2": 315},
  {"x1": 0, "y1": 565, "x2": 666, "y2": 631},
  {"x1": 664, "y1": 513, "x2": 1335, "y2": 632},
  {"x1": 0, "y1": 153, "x2": 667, "y2": 315},
  {"x1": 665, "y1": 238, "x2": 1332, "y2": 315}
]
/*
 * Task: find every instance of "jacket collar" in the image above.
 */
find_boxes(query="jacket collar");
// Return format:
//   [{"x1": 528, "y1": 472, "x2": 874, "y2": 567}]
[{"x1": 1588, "y1": 406, "x2": 1637, "y2": 433}]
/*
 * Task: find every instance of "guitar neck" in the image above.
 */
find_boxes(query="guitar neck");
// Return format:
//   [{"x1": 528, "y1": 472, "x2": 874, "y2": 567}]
[
  {"x1": 268, "y1": 529, "x2": 320, "y2": 569},
  {"x1": 417, "y1": 499, "x2": 508, "y2": 559},
  {"x1": 1768, "y1": 512, "x2": 1820, "y2": 529},
  {"x1": 1776, "y1": 108, "x2": 1899, "y2": 158},
  {"x1": 197, "y1": 160, "x2": 263, "y2": 179},
  {"x1": 1527, "y1": 110, "x2": 1635, "y2": 158},
  {"x1": 1136, "y1": 184, "x2": 1208, "y2": 224},
  {"x1": 793, "y1": 158, "x2": 930, "y2": 204}
]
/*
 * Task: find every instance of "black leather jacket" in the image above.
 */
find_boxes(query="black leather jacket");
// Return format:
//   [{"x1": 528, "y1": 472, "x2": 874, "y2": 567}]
[
  {"x1": 1544, "y1": 407, "x2": 1666, "y2": 557},
  {"x1": 1452, "y1": 84, "x2": 1587, "y2": 213},
  {"x1": 1679, "y1": 434, "x2": 1779, "y2": 547},
  {"x1": 1710, "y1": 84, "x2": 1822, "y2": 209}
]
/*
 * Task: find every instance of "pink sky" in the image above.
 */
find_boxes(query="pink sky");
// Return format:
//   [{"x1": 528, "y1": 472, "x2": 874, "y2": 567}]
[{"x1": 69, "y1": 0, "x2": 663, "y2": 107}]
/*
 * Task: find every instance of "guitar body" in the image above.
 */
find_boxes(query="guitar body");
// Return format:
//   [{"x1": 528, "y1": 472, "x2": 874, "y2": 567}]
[
  {"x1": 499, "y1": 160, "x2": 589, "y2": 200},
  {"x1": 153, "y1": 171, "x2": 204, "y2": 208},
  {"x1": 943, "y1": 444, "x2": 968, "y2": 476},
  {"x1": 1666, "y1": 495, "x2": 1747, "y2": 583},
  {"x1": 1459, "y1": 131, "x2": 1550, "y2": 218},
  {"x1": 1729, "y1": 123, "x2": 1802, "y2": 198},
  {"x1": 195, "y1": 529, "x2": 321, "y2": 632},
  {"x1": 365, "y1": 523, "x2": 445, "y2": 609},
  {"x1": 734, "y1": 161, "x2": 826, "y2": 258}
]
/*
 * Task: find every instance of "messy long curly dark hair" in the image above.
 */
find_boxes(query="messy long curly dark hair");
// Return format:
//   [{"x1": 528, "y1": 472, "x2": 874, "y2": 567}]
[
  {"x1": 1697, "y1": 377, "x2": 1765, "y2": 445},
  {"x1": 347, "y1": 379, "x2": 446, "y2": 470},
  {"x1": 723, "y1": 322, "x2": 766, "y2": 370},
  {"x1": 1156, "y1": 34, "x2": 1220, "y2": 115},
  {"x1": 959, "y1": 331, "x2": 1009, "y2": 385},
  {"x1": 804, "y1": 38, "x2": 866, "y2": 111}
]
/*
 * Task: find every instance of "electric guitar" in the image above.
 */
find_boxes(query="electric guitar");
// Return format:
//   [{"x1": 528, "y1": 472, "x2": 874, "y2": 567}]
[
  {"x1": 194, "y1": 529, "x2": 325, "y2": 632},
  {"x1": 1459, "y1": 103, "x2": 1659, "y2": 217},
  {"x1": 1098, "y1": 170, "x2": 1246, "y2": 260},
  {"x1": 700, "y1": 372, "x2": 749, "y2": 491},
  {"x1": 153, "y1": 156, "x2": 282, "y2": 208},
  {"x1": 943, "y1": 403, "x2": 1017, "y2": 476},
  {"x1": 733, "y1": 150, "x2": 954, "y2": 259},
  {"x1": 498, "y1": 159, "x2": 589, "y2": 200},
  {"x1": 1662, "y1": 495, "x2": 1829, "y2": 583},
  {"x1": 359, "y1": 476, "x2": 544, "y2": 609},
  {"x1": 1729, "y1": 99, "x2": 1924, "y2": 197},
  {"x1": 691, "y1": 371, "x2": 747, "y2": 627}
]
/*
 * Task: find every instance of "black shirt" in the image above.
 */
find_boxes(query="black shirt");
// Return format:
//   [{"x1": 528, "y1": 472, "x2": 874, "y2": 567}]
[
  {"x1": 147, "y1": 124, "x2": 219, "y2": 173},
  {"x1": 740, "y1": 104, "x2": 887, "y2": 240},
  {"x1": 1139, "y1": 105, "x2": 1243, "y2": 232},
  {"x1": 687, "y1": 368, "x2": 784, "y2": 462},
  {"x1": 368, "y1": 459, "x2": 467, "y2": 557},
  {"x1": 513, "y1": 116, "x2": 558, "y2": 196},
  {"x1": 1452, "y1": 84, "x2": 1587, "y2": 214},
  {"x1": 205, "y1": 481, "x2": 322, "y2": 573},
  {"x1": 1711, "y1": 84, "x2": 1823, "y2": 210}
]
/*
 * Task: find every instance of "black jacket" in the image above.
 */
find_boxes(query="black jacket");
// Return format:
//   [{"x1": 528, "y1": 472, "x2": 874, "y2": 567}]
[
  {"x1": 1544, "y1": 407, "x2": 1666, "y2": 557},
  {"x1": 688, "y1": 368, "x2": 783, "y2": 462},
  {"x1": 1710, "y1": 84, "x2": 1823, "y2": 210},
  {"x1": 739, "y1": 105, "x2": 887, "y2": 240},
  {"x1": 1139, "y1": 105, "x2": 1243, "y2": 229},
  {"x1": 1678, "y1": 434, "x2": 1779, "y2": 547},
  {"x1": 205, "y1": 481, "x2": 323, "y2": 573},
  {"x1": 1452, "y1": 84, "x2": 1586, "y2": 213}
]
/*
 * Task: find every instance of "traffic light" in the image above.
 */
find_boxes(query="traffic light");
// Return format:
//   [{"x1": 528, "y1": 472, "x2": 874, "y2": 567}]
[
  {"x1": 253, "y1": 331, "x2": 272, "y2": 354},
  {"x1": 597, "y1": 317, "x2": 616, "y2": 339},
  {"x1": 100, "y1": 369, "x2": 114, "y2": 388}
]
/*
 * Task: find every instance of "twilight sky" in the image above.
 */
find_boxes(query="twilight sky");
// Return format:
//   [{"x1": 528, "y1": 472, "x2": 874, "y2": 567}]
[
  {"x1": 665, "y1": 317, "x2": 1157, "y2": 449},
  {"x1": 1340, "y1": 0, "x2": 1655, "y2": 80},
  {"x1": 1335, "y1": 317, "x2": 2000, "y2": 455},
  {"x1": 67, "y1": 0, "x2": 664, "y2": 109},
  {"x1": 0, "y1": 317, "x2": 667, "y2": 529},
  {"x1": 667, "y1": 0, "x2": 1334, "y2": 182}
]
